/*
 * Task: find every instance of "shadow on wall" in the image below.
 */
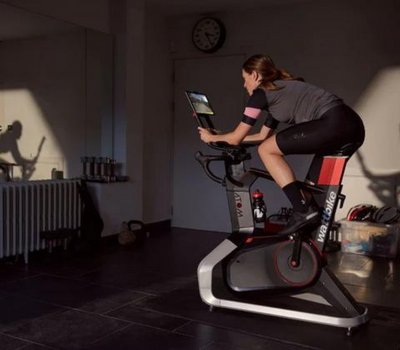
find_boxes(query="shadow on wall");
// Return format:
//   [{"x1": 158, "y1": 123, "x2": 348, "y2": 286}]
[
  {"x1": 350, "y1": 66, "x2": 400, "y2": 208},
  {"x1": 0, "y1": 120, "x2": 46, "y2": 181},
  {"x1": 0, "y1": 28, "x2": 113, "y2": 181},
  {"x1": 356, "y1": 151, "x2": 400, "y2": 207}
]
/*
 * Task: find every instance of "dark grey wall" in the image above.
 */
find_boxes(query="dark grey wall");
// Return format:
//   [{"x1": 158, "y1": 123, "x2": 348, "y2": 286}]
[{"x1": 168, "y1": 0, "x2": 400, "y2": 230}]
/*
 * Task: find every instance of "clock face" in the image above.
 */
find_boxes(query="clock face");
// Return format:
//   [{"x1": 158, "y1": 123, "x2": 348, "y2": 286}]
[{"x1": 192, "y1": 18, "x2": 226, "y2": 53}]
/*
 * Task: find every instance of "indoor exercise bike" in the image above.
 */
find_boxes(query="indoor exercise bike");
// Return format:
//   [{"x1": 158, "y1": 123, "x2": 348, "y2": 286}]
[{"x1": 186, "y1": 91, "x2": 369, "y2": 335}]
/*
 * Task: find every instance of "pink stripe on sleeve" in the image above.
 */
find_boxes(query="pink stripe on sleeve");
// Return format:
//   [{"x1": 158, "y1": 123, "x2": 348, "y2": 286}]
[{"x1": 244, "y1": 107, "x2": 262, "y2": 119}]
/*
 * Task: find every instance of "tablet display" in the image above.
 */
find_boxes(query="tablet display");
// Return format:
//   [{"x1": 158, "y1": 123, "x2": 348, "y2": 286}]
[{"x1": 185, "y1": 91, "x2": 215, "y2": 115}]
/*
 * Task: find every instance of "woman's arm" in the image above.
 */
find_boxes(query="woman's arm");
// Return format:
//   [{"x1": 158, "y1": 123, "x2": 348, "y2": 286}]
[
  {"x1": 243, "y1": 125, "x2": 274, "y2": 142},
  {"x1": 198, "y1": 122, "x2": 252, "y2": 146},
  {"x1": 198, "y1": 89, "x2": 276, "y2": 146}
]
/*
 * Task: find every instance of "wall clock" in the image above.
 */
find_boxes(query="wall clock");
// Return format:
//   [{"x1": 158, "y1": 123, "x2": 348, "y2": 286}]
[{"x1": 192, "y1": 17, "x2": 226, "y2": 53}]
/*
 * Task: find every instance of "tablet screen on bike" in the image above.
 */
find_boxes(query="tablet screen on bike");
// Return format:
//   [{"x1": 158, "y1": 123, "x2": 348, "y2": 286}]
[{"x1": 185, "y1": 91, "x2": 215, "y2": 116}]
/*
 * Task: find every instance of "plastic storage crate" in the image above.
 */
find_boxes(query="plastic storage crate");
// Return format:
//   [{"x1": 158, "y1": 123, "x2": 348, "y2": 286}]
[{"x1": 338, "y1": 219, "x2": 400, "y2": 258}]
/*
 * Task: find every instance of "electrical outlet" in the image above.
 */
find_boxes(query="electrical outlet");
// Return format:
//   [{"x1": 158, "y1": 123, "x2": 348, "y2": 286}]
[{"x1": 0, "y1": 125, "x2": 2, "y2": 132}]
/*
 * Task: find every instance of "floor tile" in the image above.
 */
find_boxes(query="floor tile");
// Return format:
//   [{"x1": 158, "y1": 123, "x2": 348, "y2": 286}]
[
  {"x1": 18, "y1": 344, "x2": 55, "y2": 350},
  {"x1": 202, "y1": 343, "x2": 246, "y2": 350},
  {"x1": 0, "y1": 265, "x2": 41, "y2": 287},
  {"x1": 62, "y1": 284, "x2": 148, "y2": 314},
  {"x1": 0, "y1": 228, "x2": 399, "y2": 350},
  {"x1": 0, "y1": 295, "x2": 64, "y2": 332},
  {"x1": 0, "y1": 333, "x2": 32, "y2": 350},
  {"x1": 80, "y1": 267, "x2": 196, "y2": 295},
  {"x1": 86, "y1": 323, "x2": 209, "y2": 350},
  {"x1": 2, "y1": 274, "x2": 91, "y2": 306},
  {"x1": 1, "y1": 273, "x2": 147, "y2": 314},
  {"x1": 345, "y1": 284, "x2": 400, "y2": 309},
  {"x1": 106, "y1": 303, "x2": 189, "y2": 331},
  {"x1": 177, "y1": 322, "x2": 310, "y2": 350},
  {"x1": 3, "y1": 275, "x2": 138, "y2": 314},
  {"x1": 23, "y1": 256, "x2": 103, "y2": 278},
  {"x1": 134, "y1": 283, "x2": 400, "y2": 350},
  {"x1": 326, "y1": 252, "x2": 371, "y2": 271},
  {"x1": 336, "y1": 264, "x2": 393, "y2": 290},
  {"x1": 4, "y1": 309, "x2": 130, "y2": 350}
]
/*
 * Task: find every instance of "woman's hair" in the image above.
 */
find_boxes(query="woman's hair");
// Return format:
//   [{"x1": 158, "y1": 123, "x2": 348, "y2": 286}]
[{"x1": 242, "y1": 54, "x2": 303, "y2": 91}]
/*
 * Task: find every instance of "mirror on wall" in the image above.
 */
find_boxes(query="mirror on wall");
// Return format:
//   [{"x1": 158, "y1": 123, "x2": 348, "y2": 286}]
[{"x1": 0, "y1": 2, "x2": 113, "y2": 182}]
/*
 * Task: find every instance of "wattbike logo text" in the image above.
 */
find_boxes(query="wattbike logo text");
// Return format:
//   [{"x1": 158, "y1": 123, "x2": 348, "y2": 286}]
[
  {"x1": 234, "y1": 192, "x2": 244, "y2": 217},
  {"x1": 317, "y1": 191, "x2": 336, "y2": 243}
]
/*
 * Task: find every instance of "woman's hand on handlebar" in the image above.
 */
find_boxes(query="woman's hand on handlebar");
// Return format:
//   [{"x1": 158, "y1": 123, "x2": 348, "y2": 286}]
[
  {"x1": 198, "y1": 127, "x2": 214, "y2": 143},
  {"x1": 199, "y1": 122, "x2": 252, "y2": 146}
]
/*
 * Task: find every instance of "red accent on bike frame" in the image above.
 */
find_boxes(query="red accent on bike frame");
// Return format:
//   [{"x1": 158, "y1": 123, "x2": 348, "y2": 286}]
[
  {"x1": 317, "y1": 157, "x2": 346, "y2": 185},
  {"x1": 309, "y1": 238, "x2": 323, "y2": 257},
  {"x1": 274, "y1": 242, "x2": 318, "y2": 287},
  {"x1": 245, "y1": 236, "x2": 275, "y2": 244}
]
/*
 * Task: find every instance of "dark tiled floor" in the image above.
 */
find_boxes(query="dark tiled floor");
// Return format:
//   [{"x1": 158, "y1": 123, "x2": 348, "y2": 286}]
[{"x1": 0, "y1": 228, "x2": 399, "y2": 349}]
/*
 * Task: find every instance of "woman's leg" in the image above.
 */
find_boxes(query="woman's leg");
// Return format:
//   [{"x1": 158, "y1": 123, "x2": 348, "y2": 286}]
[
  {"x1": 258, "y1": 134, "x2": 319, "y2": 234},
  {"x1": 258, "y1": 134, "x2": 295, "y2": 188},
  {"x1": 259, "y1": 105, "x2": 365, "y2": 234},
  {"x1": 258, "y1": 135, "x2": 313, "y2": 211}
]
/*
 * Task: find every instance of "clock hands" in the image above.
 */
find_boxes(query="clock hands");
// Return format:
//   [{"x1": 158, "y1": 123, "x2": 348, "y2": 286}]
[
  {"x1": 192, "y1": 18, "x2": 225, "y2": 52},
  {"x1": 205, "y1": 32, "x2": 215, "y2": 45}
]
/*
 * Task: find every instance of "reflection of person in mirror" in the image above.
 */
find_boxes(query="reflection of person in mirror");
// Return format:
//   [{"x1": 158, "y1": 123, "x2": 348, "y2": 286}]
[{"x1": 0, "y1": 121, "x2": 46, "y2": 180}]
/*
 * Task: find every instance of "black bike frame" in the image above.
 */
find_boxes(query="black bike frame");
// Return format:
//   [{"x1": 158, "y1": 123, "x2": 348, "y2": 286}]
[{"x1": 223, "y1": 153, "x2": 348, "y2": 253}]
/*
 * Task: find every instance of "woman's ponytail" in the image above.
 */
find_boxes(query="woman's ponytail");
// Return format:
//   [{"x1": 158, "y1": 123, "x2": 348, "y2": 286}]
[{"x1": 243, "y1": 55, "x2": 304, "y2": 91}]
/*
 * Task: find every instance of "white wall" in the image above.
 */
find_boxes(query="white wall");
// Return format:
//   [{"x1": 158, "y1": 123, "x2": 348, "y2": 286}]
[
  {"x1": 168, "y1": 0, "x2": 400, "y2": 224},
  {"x1": 1, "y1": 0, "x2": 110, "y2": 33}
]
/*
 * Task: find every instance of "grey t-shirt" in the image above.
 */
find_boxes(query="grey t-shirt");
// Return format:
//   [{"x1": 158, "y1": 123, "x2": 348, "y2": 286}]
[{"x1": 242, "y1": 80, "x2": 344, "y2": 128}]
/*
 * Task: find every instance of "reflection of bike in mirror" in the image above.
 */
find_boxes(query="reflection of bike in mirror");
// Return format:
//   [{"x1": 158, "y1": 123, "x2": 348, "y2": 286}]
[
  {"x1": 192, "y1": 108, "x2": 369, "y2": 336},
  {"x1": 23, "y1": 136, "x2": 46, "y2": 180}
]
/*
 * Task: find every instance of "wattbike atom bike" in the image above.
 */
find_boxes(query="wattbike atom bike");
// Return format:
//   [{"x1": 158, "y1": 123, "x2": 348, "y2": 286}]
[{"x1": 194, "y1": 122, "x2": 369, "y2": 336}]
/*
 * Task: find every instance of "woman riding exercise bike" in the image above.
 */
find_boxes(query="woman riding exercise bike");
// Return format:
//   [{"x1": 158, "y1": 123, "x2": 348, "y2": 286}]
[{"x1": 198, "y1": 54, "x2": 365, "y2": 235}]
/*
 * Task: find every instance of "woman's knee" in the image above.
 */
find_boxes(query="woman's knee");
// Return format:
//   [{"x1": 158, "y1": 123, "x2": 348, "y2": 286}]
[
  {"x1": 258, "y1": 142, "x2": 270, "y2": 157},
  {"x1": 258, "y1": 138, "x2": 282, "y2": 157}
]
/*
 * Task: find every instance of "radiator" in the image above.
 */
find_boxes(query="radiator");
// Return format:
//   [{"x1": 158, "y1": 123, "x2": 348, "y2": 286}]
[{"x1": 0, "y1": 179, "x2": 81, "y2": 263}]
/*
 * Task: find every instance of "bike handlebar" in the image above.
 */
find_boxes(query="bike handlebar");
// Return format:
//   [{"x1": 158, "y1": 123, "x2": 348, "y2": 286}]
[{"x1": 194, "y1": 151, "x2": 226, "y2": 185}]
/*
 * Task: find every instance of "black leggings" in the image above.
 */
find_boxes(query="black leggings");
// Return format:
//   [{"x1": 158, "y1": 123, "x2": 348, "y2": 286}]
[{"x1": 275, "y1": 104, "x2": 365, "y2": 156}]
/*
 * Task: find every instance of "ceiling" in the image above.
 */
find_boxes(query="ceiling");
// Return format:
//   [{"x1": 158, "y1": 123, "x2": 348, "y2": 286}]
[
  {"x1": 145, "y1": 0, "x2": 306, "y2": 15},
  {"x1": 0, "y1": 0, "x2": 305, "y2": 41}
]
